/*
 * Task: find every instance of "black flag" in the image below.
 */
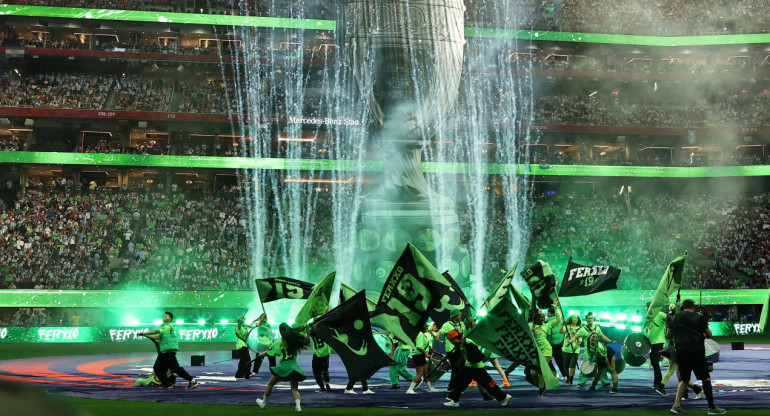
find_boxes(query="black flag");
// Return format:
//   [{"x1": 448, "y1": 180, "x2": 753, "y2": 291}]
[
  {"x1": 370, "y1": 243, "x2": 454, "y2": 348},
  {"x1": 312, "y1": 291, "x2": 395, "y2": 382},
  {"x1": 254, "y1": 277, "x2": 314, "y2": 303},
  {"x1": 558, "y1": 260, "x2": 621, "y2": 297},
  {"x1": 431, "y1": 270, "x2": 471, "y2": 327}
]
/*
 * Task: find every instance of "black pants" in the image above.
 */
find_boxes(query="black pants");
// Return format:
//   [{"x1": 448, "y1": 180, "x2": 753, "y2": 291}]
[
  {"x1": 154, "y1": 351, "x2": 193, "y2": 386},
  {"x1": 235, "y1": 346, "x2": 252, "y2": 378},
  {"x1": 312, "y1": 354, "x2": 330, "y2": 388},
  {"x1": 550, "y1": 342, "x2": 566, "y2": 377},
  {"x1": 650, "y1": 343, "x2": 664, "y2": 386},
  {"x1": 448, "y1": 366, "x2": 506, "y2": 403},
  {"x1": 447, "y1": 349, "x2": 465, "y2": 391},
  {"x1": 253, "y1": 353, "x2": 277, "y2": 374},
  {"x1": 346, "y1": 379, "x2": 368, "y2": 390}
]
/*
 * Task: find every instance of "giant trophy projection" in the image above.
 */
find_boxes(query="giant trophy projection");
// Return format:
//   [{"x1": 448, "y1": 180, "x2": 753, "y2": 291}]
[{"x1": 338, "y1": 0, "x2": 470, "y2": 289}]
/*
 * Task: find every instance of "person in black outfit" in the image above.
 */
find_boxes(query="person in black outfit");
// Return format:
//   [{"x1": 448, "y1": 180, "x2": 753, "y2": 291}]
[
  {"x1": 666, "y1": 299, "x2": 725, "y2": 415},
  {"x1": 443, "y1": 330, "x2": 512, "y2": 407}
]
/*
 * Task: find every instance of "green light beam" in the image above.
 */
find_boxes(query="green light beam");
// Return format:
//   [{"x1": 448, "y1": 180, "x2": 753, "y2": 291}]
[{"x1": 2, "y1": 152, "x2": 770, "y2": 178}]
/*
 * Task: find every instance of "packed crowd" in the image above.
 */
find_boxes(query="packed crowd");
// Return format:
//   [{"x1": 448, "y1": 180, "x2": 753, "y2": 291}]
[
  {"x1": 0, "y1": 72, "x2": 113, "y2": 109},
  {"x1": 0, "y1": 136, "x2": 29, "y2": 151},
  {"x1": 7, "y1": 0, "x2": 770, "y2": 36},
  {"x1": 2, "y1": 183, "x2": 766, "y2": 292},
  {"x1": 522, "y1": 191, "x2": 770, "y2": 290},
  {"x1": 113, "y1": 75, "x2": 173, "y2": 112},
  {"x1": 532, "y1": 93, "x2": 770, "y2": 128}
]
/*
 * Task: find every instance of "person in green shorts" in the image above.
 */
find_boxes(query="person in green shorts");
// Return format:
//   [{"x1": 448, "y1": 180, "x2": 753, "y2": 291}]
[
  {"x1": 389, "y1": 334, "x2": 415, "y2": 389},
  {"x1": 438, "y1": 309, "x2": 465, "y2": 392},
  {"x1": 570, "y1": 312, "x2": 615, "y2": 387},
  {"x1": 561, "y1": 314, "x2": 582, "y2": 385},
  {"x1": 140, "y1": 311, "x2": 198, "y2": 389},
  {"x1": 584, "y1": 332, "x2": 619, "y2": 393},
  {"x1": 407, "y1": 321, "x2": 439, "y2": 393},
  {"x1": 529, "y1": 300, "x2": 560, "y2": 396},
  {"x1": 255, "y1": 323, "x2": 311, "y2": 412}
]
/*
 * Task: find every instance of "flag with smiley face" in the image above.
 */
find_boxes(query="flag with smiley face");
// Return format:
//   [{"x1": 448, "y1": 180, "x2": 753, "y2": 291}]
[{"x1": 312, "y1": 291, "x2": 395, "y2": 381}]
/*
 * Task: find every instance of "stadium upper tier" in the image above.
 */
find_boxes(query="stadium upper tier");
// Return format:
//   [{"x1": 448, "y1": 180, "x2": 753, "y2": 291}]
[{"x1": 2, "y1": 1, "x2": 770, "y2": 38}]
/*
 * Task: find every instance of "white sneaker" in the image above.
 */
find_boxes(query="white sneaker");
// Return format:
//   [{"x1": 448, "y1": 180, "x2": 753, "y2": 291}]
[
  {"x1": 695, "y1": 391, "x2": 705, "y2": 400},
  {"x1": 443, "y1": 400, "x2": 459, "y2": 407},
  {"x1": 406, "y1": 389, "x2": 417, "y2": 395},
  {"x1": 501, "y1": 394, "x2": 512, "y2": 406},
  {"x1": 255, "y1": 398, "x2": 266, "y2": 409},
  {"x1": 295, "y1": 406, "x2": 302, "y2": 412},
  {"x1": 427, "y1": 386, "x2": 439, "y2": 392},
  {"x1": 344, "y1": 389, "x2": 356, "y2": 394},
  {"x1": 362, "y1": 389, "x2": 375, "y2": 394}
]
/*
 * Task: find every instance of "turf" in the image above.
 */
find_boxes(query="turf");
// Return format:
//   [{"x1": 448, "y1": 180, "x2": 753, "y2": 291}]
[{"x1": 2, "y1": 340, "x2": 767, "y2": 416}]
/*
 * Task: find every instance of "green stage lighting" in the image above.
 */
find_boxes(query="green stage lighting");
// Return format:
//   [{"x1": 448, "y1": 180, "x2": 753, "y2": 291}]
[
  {"x1": 153, "y1": 319, "x2": 162, "y2": 325},
  {"x1": 175, "y1": 319, "x2": 184, "y2": 324},
  {"x1": 631, "y1": 326, "x2": 643, "y2": 333},
  {"x1": 630, "y1": 315, "x2": 643, "y2": 323},
  {"x1": 476, "y1": 309, "x2": 488, "y2": 317},
  {"x1": 568, "y1": 310, "x2": 580, "y2": 317},
  {"x1": 220, "y1": 319, "x2": 228, "y2": 325},
  {"x1": 599, "y1": 312, "x2": 611, "y2": 320},
  {"x1": 197, "y1": 319, "x2": 205, "y2": 325},
  {"x1": 615, "y1": 324, "x2": 626, "y2": 330},
  {"x1": 616, "y1": 313, "x2": 628, "y2": 321}
]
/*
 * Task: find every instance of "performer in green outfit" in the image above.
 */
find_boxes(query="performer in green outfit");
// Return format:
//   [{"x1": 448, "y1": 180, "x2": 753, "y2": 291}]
[
  {"x1": 529, "y1": 300, "x2": 560, "y2": 396},
  {"x1": 389, "y1": 335, "x2": 415, "y2": 389},
  {"x1": 255, "y1": 323, "x2": 311, "y2": 412},
  {"x1": 437, "y1": 309, "x2": 466, "y2": 392},
  {"x1": 570, "y1": 312, "x2": 616, "y2": 387},
  {"x1": 561, "y1": 314, "x2": 582, "y2": 385},
  {"x1": 584, "y1": 332, "x2": 619, "y2": 393},
  {"x1": 140, "y1": 311, "x2": 198, "y2": 389},
  {"x1": 235, "y1": 313, "x2": 266, "y2": 379},
  {"x1": 407, "y1": 321, "x2": 439, "y2": 394}
]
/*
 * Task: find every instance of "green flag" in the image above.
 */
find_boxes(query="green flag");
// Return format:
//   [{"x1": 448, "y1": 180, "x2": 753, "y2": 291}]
[
  {"x1": 643, "y1": 253, "x2": 687, "y2": 330},
  {"x1": 340, "y1": 282, "x2": 376, "y2": 312},
  {"x1": 467, "y1": 295, "x2": 559, "y2": 389},
  {"x1": 294, "y1": 272, "x2": 336, "y2": 328},
  {"x1": 371, "y1": 243, "x2": 455, "y2": 348},
  {"x1": 759, "y1": 288, "x2": 770, "y2": 336},
  {"x1": 484, "y1": 264, "x2": 517, "y2": 311}
]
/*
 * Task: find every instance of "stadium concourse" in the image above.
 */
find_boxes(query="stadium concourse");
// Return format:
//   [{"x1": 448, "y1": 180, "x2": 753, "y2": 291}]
[{"x1": 1, "y1": 345, "x2": 769, "y2": 411}]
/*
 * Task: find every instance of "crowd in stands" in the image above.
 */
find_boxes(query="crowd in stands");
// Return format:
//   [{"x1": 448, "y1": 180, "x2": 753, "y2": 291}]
[
  {"x1": 1, "y1": 182, "x2": 767, "y2": 293},
  {"x1": 532, "y1": 93, "x2": 770, "y2": 129},
  {"x1": 7, "y1": 0, "x2": 770, "y2": 36},
  {"x1": 0, "y1": 137, "x2": 29, "y2": 151},
  {"x1": 0, "y1": 72, "x2": 113, "y2": 109},
  {"x1": 523, "y1": 191, "x2": 770, "y2": 291},
  {"x1": 113, "y1": 75, "x2": 173, "y2": 112}
]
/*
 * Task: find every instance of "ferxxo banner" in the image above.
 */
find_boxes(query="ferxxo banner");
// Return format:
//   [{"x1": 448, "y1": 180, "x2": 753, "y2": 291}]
[
  {"x1": 558, "y1": 260, "x2": 621, "y2": 297},
  {"x1": 254, "y1": 277, "x2": 314, "y2": 303},
  {"x1": 371, "y1": 243, "x2": 457, "y2": 348}
]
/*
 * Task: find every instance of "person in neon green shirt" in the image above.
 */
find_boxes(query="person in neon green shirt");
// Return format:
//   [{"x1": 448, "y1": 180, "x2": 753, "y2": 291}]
[
  {"x1": 584, "y1": 332, "x2": 619, "y2": 393},
  {"x1": 140, "y1": 311, "x2": 198, "y2": 389},
  {"x1": 406, "y1": 321, "x2": 439, "y2": 394},
  {"x1": 561, "y1": 314, "x2": 582, "y2": 385},
  {"x1": 255, "y1": 323, "x2": 311, "y2": 412},
  {"x1": 529, "y1": 299, "x2": 560, "y2": 396},
  {"x1": 570, "y1": 312, "x2": 615, "y2": 387},
  {"x1": 235, "y1": 313, "x2": 266, "y2": 379}
]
